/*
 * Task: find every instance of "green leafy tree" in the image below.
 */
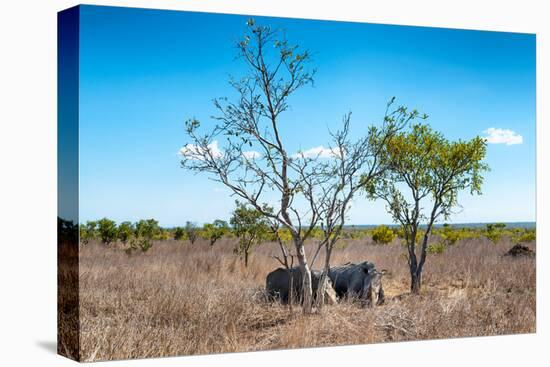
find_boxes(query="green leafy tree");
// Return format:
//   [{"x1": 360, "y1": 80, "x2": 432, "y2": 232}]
[
  {"x1": 174, "y1": 227, "x2": 185, "y2": 241},
  {"x1": 369, "y1": 123, "x2": 488, "y2": 293},
  {"x1": 79, "y1": 220, "x2": 97, "y2": 245},
  {"x1": 371, "y1": 225, "x2": 396, "y2": 244},
  {"x1": 97, "y1": 218, "x2": 118, "y2": 245},
  {"x1": 202, "y1": 220, "x2": 229, "y2": 246},
  {"x1": 127, "y1": 219, "x2": 160, "y2": 253},
  {"x1": 117, "y1": 221, "x2": 134, "y2": 244},
  {"x1": 184, "y1": 221, "x2": 198, "y2": 244},
  {"x1": 230, "y1": 201, "x2": 270, "y2": 266}
]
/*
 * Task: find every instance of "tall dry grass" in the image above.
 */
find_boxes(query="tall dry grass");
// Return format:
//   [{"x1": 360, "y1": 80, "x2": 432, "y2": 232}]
[{"x1": 77, "y1": 236, "x2": 535, "y2": 361}]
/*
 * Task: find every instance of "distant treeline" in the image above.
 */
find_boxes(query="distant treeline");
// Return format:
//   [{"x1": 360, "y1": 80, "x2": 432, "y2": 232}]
[
  {"x1": 59, "y1": 216, "x2": 536, "y2": 259},
  {"x1": 346, "y1": 222, "x2": 536, "y2": 230}
]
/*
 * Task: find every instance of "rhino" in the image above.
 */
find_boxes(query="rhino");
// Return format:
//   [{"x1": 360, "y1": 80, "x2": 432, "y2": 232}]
[
  {"x1": 328, "y1": 261, "x2": 386, "y2": 306},
  {"x1": 266, "y1": 267, "x2": 337, "y2": 305}
]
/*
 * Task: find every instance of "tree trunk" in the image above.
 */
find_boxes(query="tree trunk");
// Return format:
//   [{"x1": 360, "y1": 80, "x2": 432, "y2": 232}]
[
  {"x1": 411, "y1": 220, "x2": 433, "y2": 294},
  {"x1": 294, "y1": 238, "x2": 313, "y2": 314},
  {"x1": 300, "y1": 262, "x2": 313, "y2": 313},
  {"x1": 316, "y1": 243, "x2": 334, "y2": 308},
  {"x1": 410, "y1": 270, "x2": 422, "y2": 294},
  {"x1": 244, "y1": 250, "x2": 249, "y2": 267},
  {"x1": 407, "y1": 237, "x2": 421, "y2": 294}
]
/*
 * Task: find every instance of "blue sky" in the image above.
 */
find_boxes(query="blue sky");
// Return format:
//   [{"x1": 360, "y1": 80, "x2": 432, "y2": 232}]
[{"x1": 77, "y1": 5, "x2": 536, "y2": 226}]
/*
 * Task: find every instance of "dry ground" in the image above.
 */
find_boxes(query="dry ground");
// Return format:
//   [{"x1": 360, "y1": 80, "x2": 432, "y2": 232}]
[{"x1": 76, "y1": 236, "x2": 535, "y2": 361}]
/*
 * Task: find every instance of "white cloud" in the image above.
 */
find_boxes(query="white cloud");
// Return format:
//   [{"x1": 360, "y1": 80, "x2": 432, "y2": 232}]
[
  {"x1": 293, "y1": 146, "x2": 341, "y2": 159},
  {"x1": 243, "y1": 150, "x2": 261, "y2": 159},
  {"x1": 179, "y1": 140, "x2": 224, "y2": 160},
  {"x1": 483, "y1": 128, "x2": 523, "y2": 145}
]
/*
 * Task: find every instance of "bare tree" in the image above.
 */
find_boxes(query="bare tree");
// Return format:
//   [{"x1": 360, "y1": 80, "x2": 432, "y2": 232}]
[
  {"x1": 181, "y1": 20, "x2": 326, "y2": 313},
  {"x1": 309, "y1": 101, "x2": 424, "y2": 306}
]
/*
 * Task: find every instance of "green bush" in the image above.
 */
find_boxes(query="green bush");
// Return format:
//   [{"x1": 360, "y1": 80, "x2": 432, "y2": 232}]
[
  {"x1": 117, "y1": 221, "x2": 134, "y2": 244},
  {"x1": 126, "y1": 237, "x2": 153, "y2": 254},
  {"x1": 79, "y1": 220, "x2": 97, "y2": 245},
  {"x1": 427, "y1": 242, "x2": 446, "y2": 254},
  {"x1": 517, "y1": 229, "x2": 536, "y2": 243},
  {"x1": 485, "y1": 223, "x2": 506, "y2": 243},
  {"x1": 371, "y1": 225, "x2": 395, "y2": 244},
  {"x1": 174, "y1": 227, "x2": 185, "y2": 241},
  {"x1": 436, "y1": 224, "x2": 461, "y2": 246},
  {"x1": 201, "y1": 219, "x2": 229, "y2": 246},
  {"x1": 393, "y1": 227, "x2": 405, "y2": 239},
  {"x1": 97, "y1": 218, "x2": 118, "y2": 245},
  {"x1": 126, "y1": 219, "x2": 160, "y2": 254}
]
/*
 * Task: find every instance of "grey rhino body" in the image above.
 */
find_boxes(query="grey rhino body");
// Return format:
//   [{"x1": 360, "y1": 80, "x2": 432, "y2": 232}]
[
  {"x1": 328, "y1": 261, "x2": 385, "y2": 306},
  {"x1": 266, "y1": 267, "x2": 336, "y2": 305}
]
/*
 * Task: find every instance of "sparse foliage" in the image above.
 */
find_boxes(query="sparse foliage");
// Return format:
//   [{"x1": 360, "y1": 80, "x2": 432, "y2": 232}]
[
  {"x1": 181, "y1": 20, "x2": 327, "y2": 313},
  {"x1": 184, "y1": 221, "x2": 199, "y2": 244}
]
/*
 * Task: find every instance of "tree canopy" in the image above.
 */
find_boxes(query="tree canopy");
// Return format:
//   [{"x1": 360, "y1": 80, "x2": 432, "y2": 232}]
[{"x1": 369, "y1": 123, "x2": 488, "y2": 292}]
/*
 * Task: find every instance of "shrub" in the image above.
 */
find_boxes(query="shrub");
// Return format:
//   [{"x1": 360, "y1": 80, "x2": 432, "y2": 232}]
[
  {"x1": 117, "y1": 221, "x2": 134, "y2": 244},
  {"x1": 517, "y1": 229, "x2": 536, "y2": 243},
  {"x1": 174, "y1": 227, "x2": 185, "y2": 241},
  {"x1": 126, "y1": 219, "x2": 160, "y2": 254},
  {"x1": 485, "y1": 223, "x2": 506, "y2": 243},
  {"x1": 393, "y1": 227, "x2": 405, "y2": 239},
  {"x1": 156, "y1": 228, "x2": 172, "y2": 241},
  {"x1": 184, "y1": 221, "x2": 199, "y2": 244},
  {"x1": 371, "y1": 225, "x2": 395, "y2": 244},
  {"x1": 126, "y1": 237, "x2": 153, "y2": 254},
  {"x1": 202, "y1": 220, "x2": 229, "y2": 246},
  {"x1": 79, "y1": 220, "x2": 97, "y2": 245},
  {"x1": 427, "y1": 242, "x2": 446, "y2": 254},
  {"x1": 437, "y1": 224, "x2": 461, "y2": 246},
  {"x1": 97, "y1": 218, "x2": 118, "y2": 245}
]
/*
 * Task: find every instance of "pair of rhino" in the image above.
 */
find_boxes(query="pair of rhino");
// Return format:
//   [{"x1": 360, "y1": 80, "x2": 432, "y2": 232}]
[{"x1": 266, "y1": 261, "x2": 386, "y2": 307}]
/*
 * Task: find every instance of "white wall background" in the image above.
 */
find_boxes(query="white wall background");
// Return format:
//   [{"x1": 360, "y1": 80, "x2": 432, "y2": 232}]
[{"x1": 0, "y1": 0, "x2": 547, "y2": 365}]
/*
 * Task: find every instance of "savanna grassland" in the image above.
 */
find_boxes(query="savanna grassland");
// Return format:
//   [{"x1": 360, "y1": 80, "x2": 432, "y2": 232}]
[{"x1": 75, "y1": 232, "x2": 535, "y2": 362}]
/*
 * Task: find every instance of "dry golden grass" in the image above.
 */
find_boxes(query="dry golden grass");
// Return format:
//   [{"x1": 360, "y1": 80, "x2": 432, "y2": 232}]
[{"x1": 76, "y1": 236, "x2": 535, "y2": 361}]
